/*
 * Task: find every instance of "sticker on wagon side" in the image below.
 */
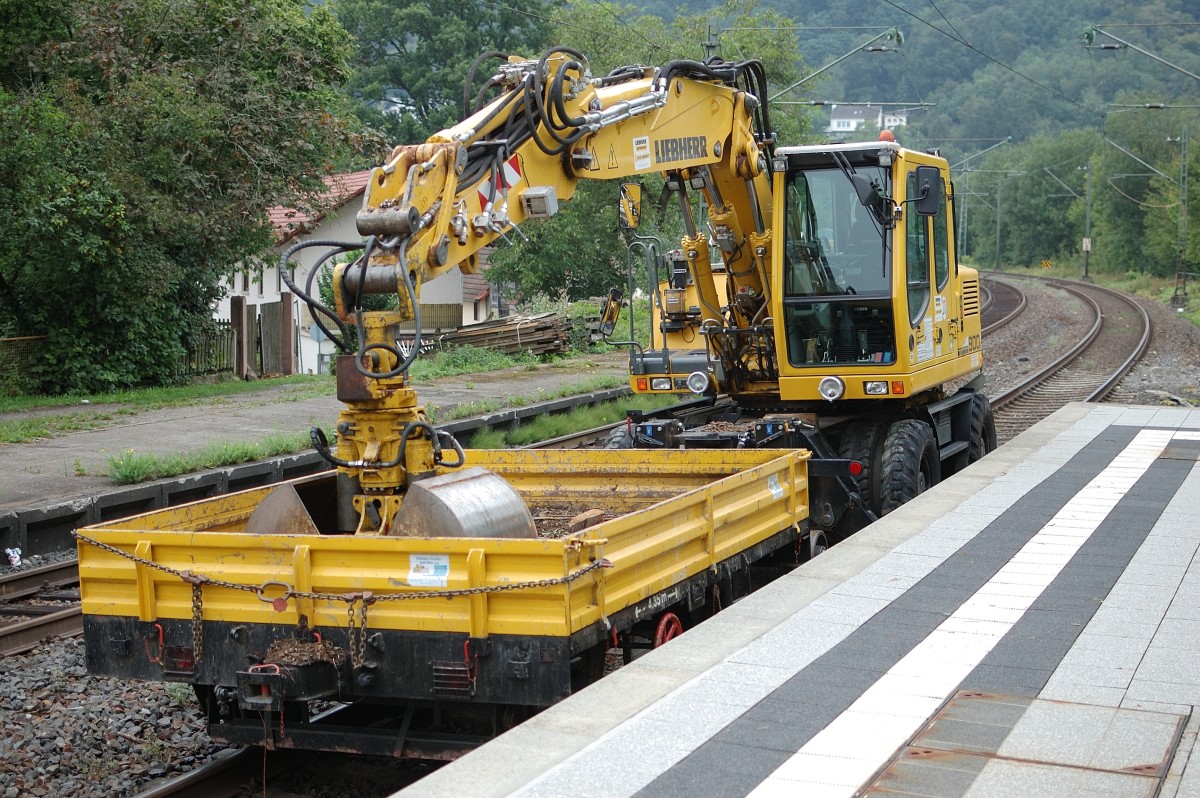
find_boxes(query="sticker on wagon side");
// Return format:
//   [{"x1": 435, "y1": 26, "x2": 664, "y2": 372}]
[
  {"x1": 768, "y1": 473, "x2": 784, "y2": 500},
  {"x1": 409, "y1": 553, "x2": 451, "y2": 587}
]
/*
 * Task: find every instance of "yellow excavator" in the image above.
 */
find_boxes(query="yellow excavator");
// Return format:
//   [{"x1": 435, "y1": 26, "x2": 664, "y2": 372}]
[
  {"x1": 74, "y1": 48, "x2": 998, "y2": 755},
  {"x1": 290, "y1": 46, "x2": 994, "y2": 544}
]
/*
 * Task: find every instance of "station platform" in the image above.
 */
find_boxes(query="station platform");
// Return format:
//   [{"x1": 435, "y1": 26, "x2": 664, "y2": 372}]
[{"x1": 399, "y1": 402, "x2": 1200, "y2": 798}]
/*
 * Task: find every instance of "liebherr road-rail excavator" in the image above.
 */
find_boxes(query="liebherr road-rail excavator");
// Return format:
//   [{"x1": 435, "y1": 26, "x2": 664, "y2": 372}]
[
  {"x1": 76, "y1": 48, "x2": 994, "y2": 756},
  {"x1": 329, "y1": 46, "x2": 993, "y2": 543}
]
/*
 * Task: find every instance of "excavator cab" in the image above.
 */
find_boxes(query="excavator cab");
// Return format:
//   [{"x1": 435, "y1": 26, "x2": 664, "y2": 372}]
[{"x1": 770, "y1": 142, "x2": 980, "y2": 403}]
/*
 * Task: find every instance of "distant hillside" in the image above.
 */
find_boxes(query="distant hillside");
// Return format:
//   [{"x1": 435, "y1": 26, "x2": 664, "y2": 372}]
[{"x1": 641, "y1": 0, "x2": 1199, "y2": 164}]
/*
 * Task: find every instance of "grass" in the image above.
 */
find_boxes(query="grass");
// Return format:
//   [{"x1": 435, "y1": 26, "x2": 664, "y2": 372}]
[
  {"x1": 107, "y1": 431, "x2": 314, "y2": 484},
  {"x1": 409, "y1": 345, "x2": 537, "y2": 381},
  {"x1": 0, "y1": 412, "x2": 118, "y2": 443},
  {"x1": 0, "y1": 343, "x2": 617, "y2": 444},
  {"x1": 426, "y1": 373, "x2": 629, "y2": 423},
  {"x1": 466, "y1": 394, "x2": 676, "y2": 448},
  {"x1": 94, "y1": 368, "x2": 633, "y2": 483}
]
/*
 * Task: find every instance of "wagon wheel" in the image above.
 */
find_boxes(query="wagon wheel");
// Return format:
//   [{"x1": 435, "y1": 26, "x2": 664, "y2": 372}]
[{"x1": 653, "y1": 612, "x2": 684, "y2": 647}]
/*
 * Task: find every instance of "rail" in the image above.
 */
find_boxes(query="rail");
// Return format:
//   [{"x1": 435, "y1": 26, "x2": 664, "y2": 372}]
[
  {"x1": 990, "y1": 277, "x2": 1151, "y2": 443},
  {"x1": 980, "y1": 277, "x2": 1027, "y2": 335},
  {"x1": 0, "y1": 561, "x2": 81, "y2": 656}
]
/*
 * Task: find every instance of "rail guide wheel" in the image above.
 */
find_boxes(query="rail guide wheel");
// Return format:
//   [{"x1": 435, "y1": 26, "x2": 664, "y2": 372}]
[{"x1": 653, "y1": 612, "x2": 684, "y2": 647}]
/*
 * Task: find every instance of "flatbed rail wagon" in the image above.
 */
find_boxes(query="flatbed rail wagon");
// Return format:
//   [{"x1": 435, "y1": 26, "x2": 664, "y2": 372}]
[{"x1": 76, "y1": 448, "x2": 833, "y2": 757}]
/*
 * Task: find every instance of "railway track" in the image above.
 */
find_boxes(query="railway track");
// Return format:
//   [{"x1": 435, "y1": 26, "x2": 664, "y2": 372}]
[
  {"x1": 0, "y1": 415, "x2": 628, "y2": 661},
  {"x1": 131, "y1": 747, "x2": 432, "y2": 797},
  {"x1": 0, "y1": 274, "x2": 1139, "y2": 662},
  {"x1": 990, "y1": 277, "x2": 1151, "y2": 443},
  {"x1": 980, "y1": 277, "x2": 1027, "y2": 334},
  {"x1": 0, "y1": 559, "x2": 81, "y2": 656}
]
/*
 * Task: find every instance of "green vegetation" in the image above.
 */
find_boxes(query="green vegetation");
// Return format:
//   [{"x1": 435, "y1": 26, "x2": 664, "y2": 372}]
[
  {"x1": 465, "y1": 395, "x2": 676, "y2": 448},
  {"x1": 0, "y1": 374, "x2": 331, "y2": 415},
  {"x1": 0, "y1": 345, "x2": 629, "y2": 443},
  {"x1": 100, "y1": 378, "x2": 650, "y2": 483},
  {"x1": 0, "y1": 375, "x2": 333, "y2": 443},
  {"x1": 0, "y1": 412, "x2": 117, "y2": 445},
  {"x1": 427, "y1": 374, "x2": 630, "y2": 423},
  {"x1": 409, "y1": 345, "x2": 539, "y2": 382},
  {"x1": 5, "y1": 0, "x2": 1197, "y2": 406},
  {"x1": 107, "y1": 432, "x2": 315, "y2": 485},
  {"x1": 1, "y1": 0, "x2": 367, "y2": 395}
]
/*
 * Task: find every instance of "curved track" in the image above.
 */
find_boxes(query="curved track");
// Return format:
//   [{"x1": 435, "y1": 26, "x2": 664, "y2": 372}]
[
  {"x1": 990, "y1": 277, "x2": 1151, "y2": 443},
  {"x1": 981, "y1": 277, "x2": 1027, "y2": 334}
]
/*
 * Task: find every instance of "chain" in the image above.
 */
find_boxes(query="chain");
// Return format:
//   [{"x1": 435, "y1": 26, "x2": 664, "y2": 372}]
[
  {"x1": 73, "y1": 529, "x2": 609, "y2": 610},
  {"x1": 345, "y1": 593, "x2": 374, "y2": 669},
  {"x1": 190, "y1": 582, "x2": 204, "y2": 663}
]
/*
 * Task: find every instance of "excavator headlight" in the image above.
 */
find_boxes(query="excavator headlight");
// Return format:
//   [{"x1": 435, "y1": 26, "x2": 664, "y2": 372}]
[
  {"x1": 650, "y1": 378, "x2": 673, "y2": 391},
  {"x1": 864, "y1": 381, "x2": 889, "y2": 395},
  {"x1": 818, "y1": 376, "x2": 846, "y2": 402},
  {"x1": 686, "y1": 371, "x2": 710, "y2": 395}
]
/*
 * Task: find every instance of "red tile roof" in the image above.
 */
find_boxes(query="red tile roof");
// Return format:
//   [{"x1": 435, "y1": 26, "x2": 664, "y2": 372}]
[
  {"x1": 269, "y1": 170, "x2": 373, "y2": 243},
  {"x1": 462, "y1": 271, "x2": 490, "y2": 301}
]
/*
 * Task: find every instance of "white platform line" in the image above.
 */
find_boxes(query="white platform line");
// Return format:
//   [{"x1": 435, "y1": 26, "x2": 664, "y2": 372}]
[{"x1": 747, "y1": 428, "x2": 1177, "y2": 798}]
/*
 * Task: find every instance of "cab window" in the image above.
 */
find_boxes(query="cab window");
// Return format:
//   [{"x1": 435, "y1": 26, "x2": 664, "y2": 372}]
[
  {"x1": 905, "y1": 172, "x2": 930, "y2": 326},
  {"x1": 933, "y1": 178, "x2": 949, "y2": 291}
]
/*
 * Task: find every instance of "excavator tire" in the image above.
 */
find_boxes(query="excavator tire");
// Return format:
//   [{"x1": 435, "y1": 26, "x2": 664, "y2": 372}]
[
  {"x1": 604, "y1": 425, "x2": 634, "y2": 449},
  {"x1": 968, "y1": 393, "x2": 997, "y2": 462},
  {"x1": 878, "y1": 419, "x2": 941, "y2": 516},
  {"x1": 836, "y1": 420, "x2": 889, "y2": 516}
]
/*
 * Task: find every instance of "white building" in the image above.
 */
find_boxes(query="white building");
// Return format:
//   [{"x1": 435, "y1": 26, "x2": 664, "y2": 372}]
[
  {"x1": 825, "y1": 104, "x2": 909, "y2": 137},
  {"x1": 216, "y1": 172, "x2": 495, "y2": 374}
]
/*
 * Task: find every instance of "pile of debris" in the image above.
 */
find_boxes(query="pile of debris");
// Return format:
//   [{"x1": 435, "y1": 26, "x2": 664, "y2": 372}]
[{"x1": 428, "y1": 312, "x2": 572, "y2": 356}]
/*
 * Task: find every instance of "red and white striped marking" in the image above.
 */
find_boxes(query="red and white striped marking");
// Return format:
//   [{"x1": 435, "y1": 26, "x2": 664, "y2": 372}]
[{"x1": 478, "y1": 155, "x2": 522, "y2": 208}]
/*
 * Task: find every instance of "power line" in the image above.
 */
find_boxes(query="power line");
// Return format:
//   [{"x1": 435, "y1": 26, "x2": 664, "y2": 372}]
[
  {"x1": 583, "y1": 0, "x2": 682, "y2": 59},
  {"x1": 878, "y1": 0, "x2": 1102, "y2": 119},
  {"x1": 925, "y1": 0, "x2": 970, "y2": 47}
]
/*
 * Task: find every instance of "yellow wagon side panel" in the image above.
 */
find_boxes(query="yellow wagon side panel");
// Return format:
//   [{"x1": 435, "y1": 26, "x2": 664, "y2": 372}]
[{"x1": 77, "y1": 449, "x2": 808, "y2": 641}]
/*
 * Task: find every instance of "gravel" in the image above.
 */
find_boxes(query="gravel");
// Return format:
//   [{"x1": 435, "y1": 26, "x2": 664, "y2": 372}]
[
  {"x1": 981, "y1": 275, "x2": 1200, "y2": 407},
  {"x1": 2, "y1": 280, "x2": 1198, "y2": 798},
  {"x1": 1106, "y1": 295, "x2": 1200, "y2": 406},
  {"x1": 0, "y1": 638, "x2": 221, "y2": 798}
]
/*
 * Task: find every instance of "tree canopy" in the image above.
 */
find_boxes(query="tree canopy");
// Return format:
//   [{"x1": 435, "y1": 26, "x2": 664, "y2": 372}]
[
  {"x1": 334, "y1": 0, "x2": 558, "y2": 143},
  {"x1": 0, "y1": 0, "x2": 365, "y2": 393}
]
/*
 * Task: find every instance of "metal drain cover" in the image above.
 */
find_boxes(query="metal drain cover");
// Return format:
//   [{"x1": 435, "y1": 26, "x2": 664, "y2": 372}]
[{"x1": 863, "y1": 691, "x2": 1185, "y2": 797}]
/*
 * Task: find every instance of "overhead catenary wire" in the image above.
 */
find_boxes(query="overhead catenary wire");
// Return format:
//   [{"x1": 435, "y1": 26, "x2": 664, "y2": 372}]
[{"x1": 877, "y1": 0, "x2": 1102, "y2": 120}]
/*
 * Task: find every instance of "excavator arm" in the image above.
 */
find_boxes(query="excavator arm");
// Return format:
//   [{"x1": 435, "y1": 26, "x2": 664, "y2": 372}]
[
  {"x1": 351, "y1": 50, "x2": 773, "y2": 318},
  {"x1": 306, "y1": 49, "x2": 777, "y2": 534}
]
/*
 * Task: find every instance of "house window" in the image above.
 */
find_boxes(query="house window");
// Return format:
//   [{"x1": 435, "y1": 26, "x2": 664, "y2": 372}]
[{"x1": 241, "y1": 271, "x2": 249, "y2": 293}]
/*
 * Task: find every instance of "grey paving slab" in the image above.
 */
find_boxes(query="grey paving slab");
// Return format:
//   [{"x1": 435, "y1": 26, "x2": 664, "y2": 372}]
[
  {"x1": 997, "y1": 701, "x2": 1183, "y2": 775},
  {"x1": 1038, "y1": 680, "x2": 1127, "y2": 707},
  {"x1": 963, "y1": 758, "x2": 1157, "y2": 798}
]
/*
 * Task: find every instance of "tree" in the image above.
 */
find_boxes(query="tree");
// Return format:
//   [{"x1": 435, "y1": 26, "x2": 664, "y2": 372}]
[
  {"x1": 0, "y1": 0, "x2": 364, "y2": 393},
  {"x1": 984, "y1": 130, "x2": 1101, "y2": 268},
  {"x1": 334, "y1": 0, "x2": 557, "y2": 143}
]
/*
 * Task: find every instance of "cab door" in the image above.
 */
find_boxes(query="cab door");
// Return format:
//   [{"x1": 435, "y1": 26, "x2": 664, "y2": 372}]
[{"x1": 904, "y1": 165, "x2": 956, "y2": 378}]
